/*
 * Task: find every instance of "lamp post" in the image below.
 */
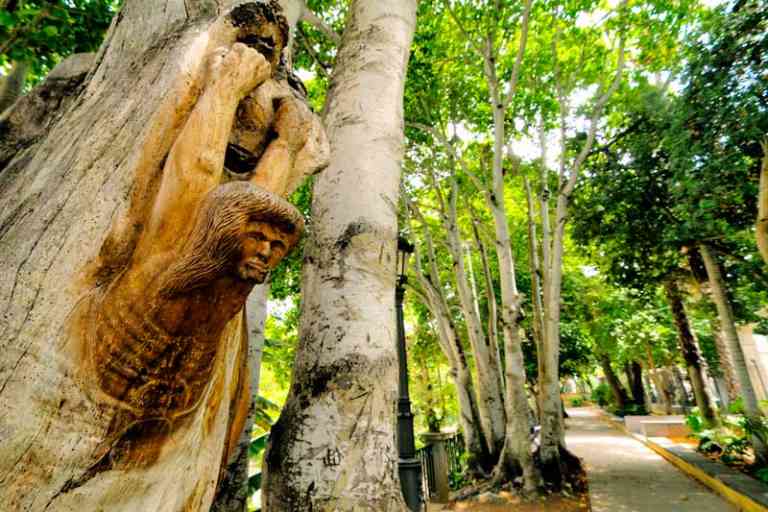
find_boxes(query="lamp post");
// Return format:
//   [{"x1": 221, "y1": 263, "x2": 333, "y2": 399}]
[{"x1": 395, "y1": 236, "x2": 422, "y2": 511}]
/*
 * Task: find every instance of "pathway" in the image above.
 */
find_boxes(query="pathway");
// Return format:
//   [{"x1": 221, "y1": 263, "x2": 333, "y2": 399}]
[{"x1": 566, "y1": 407, "x2": 736, "y2": 512}]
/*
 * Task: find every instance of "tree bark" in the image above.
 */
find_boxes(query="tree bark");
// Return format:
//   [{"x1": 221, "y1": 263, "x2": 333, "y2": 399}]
[
  {"x1": 211, "y1": 284, "x2": 269, "y2": 512},
  {"x1": 406, "y1": 205, "x2": 491, "y2": 471},
  {"x1": 261, "y1": 1, "x2": 417, "y2": 509},
  {"x1": 0, "y1": 60, "x2": 29, "y2": 113},
  {"x1": 663, "y1": 279, "x2": 717, "y2": 424},
  {"x1": 756, "y1": 139, "x2": 768, "y2": 265},
  {"x1": 444, "y1": 178, "x2": 506, "y2": 459},
  {"x1": 0, "y1": 2, "x2": 321, "y2": 510},
  {"x1": 625, "y1": 361, "x2": 646, "y2": 408},
  {"x1": 599, "y1": 354, "x2": 628, "y2": 410},
  {"x1": 699, "y1": 243, "x2": 768, "y2": 461}
]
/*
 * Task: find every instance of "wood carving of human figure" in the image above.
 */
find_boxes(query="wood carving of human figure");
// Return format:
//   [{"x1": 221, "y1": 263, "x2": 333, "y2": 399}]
[{"x1": 70, "y1": 3, "x2": 328, "y2": 431}]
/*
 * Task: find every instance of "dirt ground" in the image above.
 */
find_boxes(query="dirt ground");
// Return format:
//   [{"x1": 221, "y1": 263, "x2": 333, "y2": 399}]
[{"x1": 428, "y1": 489, "x2": 589, "y2": 511}]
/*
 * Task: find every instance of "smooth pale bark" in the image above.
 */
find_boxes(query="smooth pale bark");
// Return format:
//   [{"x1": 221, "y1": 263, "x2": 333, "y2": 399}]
[
  {"x1": 0, "y1": 2, "x2": 278, "y2": 510},
  {"x1": 211, "y1": 284, "x2": 268, "y2": 512},
  {"x1": 469, "y1": 208, "x2": 505, "y2": 394},
  {"x1": 645, "y1": 346, "x2": 674, "y2": 415},
  {"x1": 417, "y1": 165, "x2": 507, "y2": 458},
  {"x1": 443, "y1": 178, "x2": 506, "y2": 458},
  {"x1": 443, "y1": 0, "x2": 537, "y2": 489},
  {"x1": 757, "y1": 139, "x2": 768, "y2": 265},
  {"x1": 699, "y1": 244, "x2": 768, "y2": 461},
  {"x1": 407, "y1": 201, "x2": 490, "y2": 470},
  {"x1": 261, "y1": 1, "x2": 416, "y2": 509},
  {"x1": 538, "y1": 13, "x2": 626, "y2": 482},
  {"x1": 711, "y1": 320, "x2": 740, "y2": 400},
  {"x1": 663, "y1": 279, "x2": 718, "y2": 424}
]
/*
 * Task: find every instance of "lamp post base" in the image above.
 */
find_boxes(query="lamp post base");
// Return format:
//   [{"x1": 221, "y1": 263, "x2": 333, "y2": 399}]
[{"x1": 399, "y1": 457, "x2": 423, "y2": 511}]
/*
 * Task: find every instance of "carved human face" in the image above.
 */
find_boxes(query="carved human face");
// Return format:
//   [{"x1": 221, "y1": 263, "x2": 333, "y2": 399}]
[{"x1": 237, "y1": 221, "x2": 291, "y2": 283}]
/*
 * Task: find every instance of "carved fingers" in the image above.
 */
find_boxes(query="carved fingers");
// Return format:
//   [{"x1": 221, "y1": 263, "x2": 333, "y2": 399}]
[{"x1": 210, "y1": 43, "x2": 272, "y2": 98}]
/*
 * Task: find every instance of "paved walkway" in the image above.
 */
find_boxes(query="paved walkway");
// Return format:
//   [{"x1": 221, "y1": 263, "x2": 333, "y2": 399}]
[{"x1": 566, "y1": 407, "x2": 736, "y2": 512}]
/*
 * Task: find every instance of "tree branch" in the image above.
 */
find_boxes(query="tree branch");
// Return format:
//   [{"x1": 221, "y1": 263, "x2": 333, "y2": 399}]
[{"x1": 299, "y1": 4, "x2": 340, "y2": 45}]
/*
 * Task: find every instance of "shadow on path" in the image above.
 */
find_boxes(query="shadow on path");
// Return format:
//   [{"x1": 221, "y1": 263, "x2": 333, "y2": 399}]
[{"x1": 566, "y1": 407, "x2": 736, "y2": 512}]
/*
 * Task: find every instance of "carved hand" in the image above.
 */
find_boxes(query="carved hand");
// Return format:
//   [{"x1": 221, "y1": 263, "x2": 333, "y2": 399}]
[
  {"x1": 209, "y1": 42, "x2": 272, "y2": 98},
  {"x1": 273, "y1": 96, "x2": 312, "y2": 152}
]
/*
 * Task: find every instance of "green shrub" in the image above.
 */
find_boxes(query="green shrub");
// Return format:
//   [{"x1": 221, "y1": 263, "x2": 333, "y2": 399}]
[
  {"x1": 591, "y1": 382, "x2": 611, "y2": 406},
  {"x1": 728, "y1": 397, "x2": 745, "y2": 415},
  {"x1": 570, "y1": 397, "x2": 585, "y2": 407},
  {"x1": 686, "y1": 408, "x2": 705, "y2": 434},
  {"x1": 755, "y1": 467, "x2": 768, "y2": 484}
]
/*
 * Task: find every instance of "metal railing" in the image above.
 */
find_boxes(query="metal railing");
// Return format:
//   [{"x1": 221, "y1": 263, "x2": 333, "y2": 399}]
[{"x1": 416, "y1": 432, "x2": 465, "y2": 499}]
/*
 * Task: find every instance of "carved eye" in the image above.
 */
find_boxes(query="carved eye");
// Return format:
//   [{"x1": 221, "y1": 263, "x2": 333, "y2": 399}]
[
  {"x1": 252, "y1": 232, "x2": 267, "y2": 242},
  {"x1": 271, "y1": 240, "x2": 286, "y2": 253}
]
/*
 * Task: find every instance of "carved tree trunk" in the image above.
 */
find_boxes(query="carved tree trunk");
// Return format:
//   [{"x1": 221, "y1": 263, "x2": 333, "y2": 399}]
[
  {"x1": 0, "y1": 2, "x2": 313, "y2": 510},
  {"x1": 663, "y1": 279, "x2": 717, "y2": 425},
  {"x1": 261, "y1": 0, "x2": 417, "y2": 509}
]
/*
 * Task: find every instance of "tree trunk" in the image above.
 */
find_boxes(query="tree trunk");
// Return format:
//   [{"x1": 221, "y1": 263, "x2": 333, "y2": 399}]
[
  {"x1": 406, "y1": 197, "x2": 490, "y2": 472},
  {"x1": 663, "y1": 279, "x2": 717, "y2": 425},
  {"x1": 0, "y1": 60, "x2": 29, "y2": 113},
  {"x1": 211, "y1": 284, "x2": 268, "y2": 512},
  {"x1": 625, "y1": 361, "x2": 645, "y2": 408},
  {"x1": 0, "y1": 1, "x2": 325, "y2": 509},
  {"x1": 599, "y1": 354, "x2": 628, "y2": 410},
  {"x1": 756, "y1": 139, "x2": 768, "y2": 265},
  {"x1": 261, "y1": 0, "x2": 416, "y2": 509},
  {"x1": 700, "y1": 243, "x2": 768, "y2": 461},
  {"x1": 711, "y1": 320, "x2": 740, "y2": 401}
]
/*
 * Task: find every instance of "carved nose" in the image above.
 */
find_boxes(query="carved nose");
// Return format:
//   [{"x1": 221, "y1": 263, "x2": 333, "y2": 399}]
[{"x1": 256, "y1": 241, "x2": 271, "y2": 262}]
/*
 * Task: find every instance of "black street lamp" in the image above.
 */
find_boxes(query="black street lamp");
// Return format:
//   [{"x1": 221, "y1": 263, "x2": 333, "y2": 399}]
[{"x1": 395, "y1": 236, "x2": 422, "y2": 511}]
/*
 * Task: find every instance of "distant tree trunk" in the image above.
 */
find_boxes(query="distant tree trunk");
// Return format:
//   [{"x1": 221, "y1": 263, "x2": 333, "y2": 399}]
[
  {"x1": 261, "y1": 0, "x2": 417, "y2": 508},
  {"x1": 711, "y1": 322, "x2": 740, "y2": 401},
  {"x1": 625, "y1": 361, "x2": 646, "y2": 408},
  {"x1": 599, "y1": 354, "x2": 628, "y2": 410},
  {"x1": 663, "y1": 279, "x2": 717, "y2": 425},
  {"x1": 211, "y1": 284, "x2": 268, "y2": 512},
  {"x1": 756, "y1": 138, "x2": 768, "y2": 265},
  {"x1": 444, "y1": 177, "x2": 506, "y2": 459},
  {"x1": 700, "y1": 244, "x2": 768, "y2": 461},
  {"x1": 645, "y1": 346, "x2": 674, "y2": 414},
  {"x1": 0, "y1": 2, "x2": 300, "y2": 510},
  {"x1": 406, "y1": 198, "x2": 490, "y2": 472},
  {"x1": 0, "y1": 60, "x2": 28, "y2": 113}
]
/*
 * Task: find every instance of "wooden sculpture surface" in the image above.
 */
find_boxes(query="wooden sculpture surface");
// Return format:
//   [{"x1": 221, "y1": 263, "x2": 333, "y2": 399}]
[{"x1": 71, "y1": 6, "x2": 328, "y2": 430}]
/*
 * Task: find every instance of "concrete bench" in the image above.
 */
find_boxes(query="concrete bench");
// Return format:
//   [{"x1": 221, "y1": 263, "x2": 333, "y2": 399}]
[{"x1": 641, "y1": 419, "x2": 691, "y2": 438}]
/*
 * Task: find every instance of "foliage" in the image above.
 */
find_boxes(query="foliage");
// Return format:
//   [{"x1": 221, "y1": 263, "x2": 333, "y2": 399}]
[
  {"x1": 0, "y1": 0, "x2": 119, "y2": 84},
  {"x1": 591, "y1": 382, "x2": 611, "y2": 407},
  {"x1": 569, "y1": 396, "x2": 584, "y2": 407}
]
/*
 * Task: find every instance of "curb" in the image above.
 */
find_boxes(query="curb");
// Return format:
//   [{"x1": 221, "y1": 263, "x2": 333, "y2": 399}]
[{"x1": 599, "y1": 411, "x2": 768, "y2": 512}]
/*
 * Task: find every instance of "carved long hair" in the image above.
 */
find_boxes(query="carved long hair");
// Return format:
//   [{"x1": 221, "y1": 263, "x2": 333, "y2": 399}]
[{"x1": 160, "y1": 181, "x2": 303, "y2": 296}]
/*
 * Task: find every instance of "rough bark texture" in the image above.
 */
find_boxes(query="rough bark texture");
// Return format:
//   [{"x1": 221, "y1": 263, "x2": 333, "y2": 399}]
[
  {"x1": 0, "y1": 2, "x2": 327, "y2": 510},
  {"x1": 663, "y1": 279, "x2": 717, "y2": 424},
  {"x1": 261, "y1": 1, "x2": 417, "y2": 509}
]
